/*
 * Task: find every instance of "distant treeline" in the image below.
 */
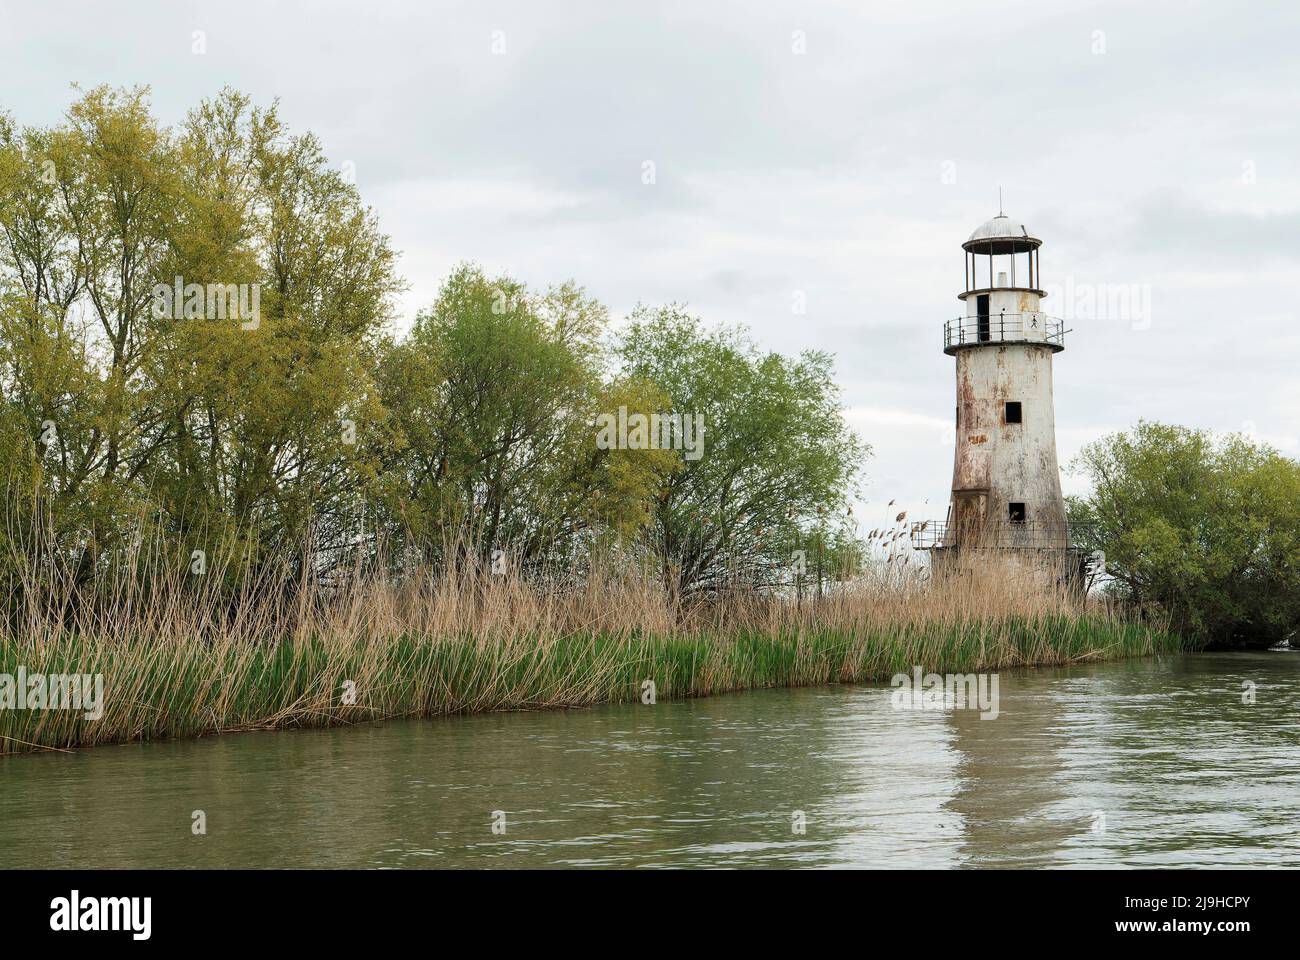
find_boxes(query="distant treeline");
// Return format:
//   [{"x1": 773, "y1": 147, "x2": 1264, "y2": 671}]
[{"x1": 0, "y1": 87, "x2": 865, "y2": 603}]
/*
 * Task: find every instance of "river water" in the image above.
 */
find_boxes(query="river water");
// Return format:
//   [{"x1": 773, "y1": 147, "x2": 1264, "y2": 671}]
[{"x1": 2, "y1": 652, "x2": 1297, "y2": 868}]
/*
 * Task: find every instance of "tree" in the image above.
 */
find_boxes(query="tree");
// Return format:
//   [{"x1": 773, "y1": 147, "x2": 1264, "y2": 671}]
[
  {"x1": 1067, "y1": 420, "x2": 1300, "y2": 646},
  {"x1": 150, "y1": 88, "x2": 399, "y2": 570},
  {"x1": 0, "y1": 85, "x2": 178, "y2": 586},
  {"x1": 376, "y1": 265, "x2": 674, "y2": 568},
  {"x1": 616, "y1": 306, "x2": 867, "y2": 597},
  {"x1": 2, "y1": 87, "x2": 870, "y2": 609},
  {"x1": 0, "y1": 86, "x2": 401, "y2": 589}
]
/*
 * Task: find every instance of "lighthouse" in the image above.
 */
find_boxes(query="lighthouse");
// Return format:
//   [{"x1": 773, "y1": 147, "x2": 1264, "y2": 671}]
[{"x1": 914, "y1": 212, "x2": 1083, "y2": 578}]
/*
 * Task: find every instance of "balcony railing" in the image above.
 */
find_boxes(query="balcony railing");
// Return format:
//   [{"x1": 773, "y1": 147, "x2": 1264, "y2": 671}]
[
  {"x1": 910, "y1": 520, "x2": 1094, "y2": 551},
  {"x1": 944, "y1": 313, "x2": 1065, "y2": 354}
]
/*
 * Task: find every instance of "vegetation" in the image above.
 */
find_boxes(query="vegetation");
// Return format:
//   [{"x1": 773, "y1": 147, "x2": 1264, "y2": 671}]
[
  {"x1": 374, "y1": 266, "x2": 677, "y2": 570},
  {"x1": 0, "y1": 86, "x2": 861, "y2": 602},
  {"x1": 617, "y1": 308, "x2": 865, "y2": 596},
  {"x1": 1068, "y1": 421, "x2": 1300, "y2": 647},
  {"x1": 0, "y1": 88, "x2": 1196, "y2": 756},
  {"x1": 0, "y1": 536, "x2": 1175, "y2": 755}
]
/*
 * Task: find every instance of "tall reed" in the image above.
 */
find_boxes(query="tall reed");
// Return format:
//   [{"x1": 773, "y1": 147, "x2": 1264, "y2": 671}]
[{"x1": 0, "y1": 526, "x2": 1177, "y2": 755}]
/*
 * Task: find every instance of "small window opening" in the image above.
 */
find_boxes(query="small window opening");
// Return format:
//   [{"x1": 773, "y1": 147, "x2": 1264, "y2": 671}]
[
  {"x1": 1008, "y1": 502, "x2": 1026, "y2": 523},
  {"x1": 1005, "y1": 401, "x2": 1022, "y2": 424}
]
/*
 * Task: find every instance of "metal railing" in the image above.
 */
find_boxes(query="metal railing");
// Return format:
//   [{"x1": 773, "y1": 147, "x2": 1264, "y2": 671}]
[
  {"x1": 910, "y1": 519, "x2": 1093, "y2": 550},
  {"x1": 944, "y1": 313, "x2": 1065, "y2": 352}
]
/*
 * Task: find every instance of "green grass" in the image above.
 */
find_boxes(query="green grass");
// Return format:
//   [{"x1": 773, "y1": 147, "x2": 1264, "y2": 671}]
[{"x1": 1, "y1": 614, "x2": 1180, "y2": 755}]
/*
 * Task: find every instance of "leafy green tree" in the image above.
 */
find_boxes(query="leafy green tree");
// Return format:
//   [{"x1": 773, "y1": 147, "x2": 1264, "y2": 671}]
[
  {"x1": 0, "y1": 86, "x2": 177, "y2": 585},
  {"x1": 150, "y1": 88, "x2": 399, "y2": 569},
  {"x1": 0, "y1": 86, "x2": 400, "y2": 588},
  {"x1": 1067, "y1": 420, "x2": 1300, "y2": 646},
  {"x1": 2, "y1": 87, "x2": 869, "y2": 610},
  {"x1": 376, "y1": 265, "x2": 674, "y2": 567},
  {"x1": 616, "y1": 306, "x2": 867, "y2": 597}
]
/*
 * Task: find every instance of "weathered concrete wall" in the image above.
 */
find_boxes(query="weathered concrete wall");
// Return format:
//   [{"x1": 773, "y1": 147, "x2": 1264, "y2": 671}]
[{"x1": 947, "y1": 284, "x2": 1067, "y2": 547}]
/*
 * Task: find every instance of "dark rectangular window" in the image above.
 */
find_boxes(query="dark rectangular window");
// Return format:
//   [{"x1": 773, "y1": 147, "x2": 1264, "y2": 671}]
[
  {"x1": 1005, "y1": 401, "x2": 1022, "y2": 424},
  {"x1": 1008, "y1": 502, "x2": 1026, "y2": 523}
]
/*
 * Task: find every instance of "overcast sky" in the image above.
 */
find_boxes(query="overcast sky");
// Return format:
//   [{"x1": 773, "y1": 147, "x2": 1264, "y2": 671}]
[{"x1": 2, "y1": 0, "x2": 1297, "y2": 533}]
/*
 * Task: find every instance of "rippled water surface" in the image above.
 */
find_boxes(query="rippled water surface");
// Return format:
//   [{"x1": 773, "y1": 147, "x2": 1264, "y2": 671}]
[{"x1": 2, "y1": 652, "x2": 1298, "y2": 868}]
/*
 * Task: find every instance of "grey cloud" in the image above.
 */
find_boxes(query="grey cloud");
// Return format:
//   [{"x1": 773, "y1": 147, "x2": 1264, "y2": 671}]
[{"x1": 0, "y1": 0, "x2": 1296, "y2": 525}]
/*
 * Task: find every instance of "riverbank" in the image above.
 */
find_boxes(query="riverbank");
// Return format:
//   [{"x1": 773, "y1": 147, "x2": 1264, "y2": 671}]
[{"x1": 1, "y1": 561, "x2": 1179, "y2": 755}]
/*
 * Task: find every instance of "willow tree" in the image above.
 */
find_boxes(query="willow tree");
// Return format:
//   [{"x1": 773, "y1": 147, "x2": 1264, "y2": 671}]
[
  {"x1": 616, "y1": 306, "x2": 867, "y2": 597},
  {"x1": 0, "y1": 86, "x2": 180, "y2": 585},
  {"x1": 0, "y1": 86, "x2": 400, "y2": 587},
  {"x1": 376, "y1": 265, "x2": 674, "y2": 569},
  {"x1": 152, "y1": 88, "x2": 399, "y2": 571}
]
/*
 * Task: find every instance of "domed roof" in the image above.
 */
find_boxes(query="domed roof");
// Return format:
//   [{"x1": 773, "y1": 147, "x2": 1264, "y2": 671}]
[{"x1": 963, "y1": 214, "x2": 1040, "y2": 254}]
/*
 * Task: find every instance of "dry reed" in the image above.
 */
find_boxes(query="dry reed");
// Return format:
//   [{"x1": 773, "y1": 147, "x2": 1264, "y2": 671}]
[{"x1": 0, "y1": 534, "x2": 1177, "y2": 755}]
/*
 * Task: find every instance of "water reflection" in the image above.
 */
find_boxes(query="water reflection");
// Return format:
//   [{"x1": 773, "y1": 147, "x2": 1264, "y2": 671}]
[
  {"x1": 0, "y1": 653, "x2": 1296, "y2": 868},
  {"x1": 945, "y1": 654, "x2": 1300, "y2": 867}
]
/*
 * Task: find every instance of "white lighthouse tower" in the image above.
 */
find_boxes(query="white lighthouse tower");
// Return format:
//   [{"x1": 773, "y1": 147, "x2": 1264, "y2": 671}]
[{"x1": 914, "y1": 211, "x2": 1082, "y2": 579}]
